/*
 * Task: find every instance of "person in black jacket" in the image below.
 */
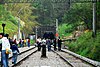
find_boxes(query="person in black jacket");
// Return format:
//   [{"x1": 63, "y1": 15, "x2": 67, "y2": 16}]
[
  {"x1": 53, "y1": 38, "x2": 57, "y2": 51},
  {"x1": 58, "y1": 37, "x2": 62, "y2": 51},
  {"x1": 11, "y1": 42, "x2": 20, "y2": 64}
]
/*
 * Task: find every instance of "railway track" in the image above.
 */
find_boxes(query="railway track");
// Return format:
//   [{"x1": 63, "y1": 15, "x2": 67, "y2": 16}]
[
  {"x1": 0, "y1": 46, "x2": 37, "y2": 67},
  {"x1": 51, "y1": 45, "x2": 100, "y2": 67},
  {"x1": 1, "y1": 46, "x2": 99, "y2": 67},
  {"x1": 52, "y1": 46, "x2": 100, "y2": 67},
  {"x1": 10, "y1": 48, "x2": 96, "y2": 67},
  {"x1": 13, "y1": 49, "x2": 71, "y2": 67},
  {"x1": 52, "y1": 49, "x2": 93, "y2": 67},
  {"x1": 9, "y1": 47, "x2": 37, "y2": 67}
]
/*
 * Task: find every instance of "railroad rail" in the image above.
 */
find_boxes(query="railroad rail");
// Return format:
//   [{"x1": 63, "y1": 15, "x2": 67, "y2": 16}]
[
  {"x1": 1, "y1": 46, "x2": 99, "y2": 67},
  {"x1": 51, "y1": 46, "x2": 100, "y2": 67},
  {"x1": 61, "y1": 48, "x2": 100, "y2": 67},
  {"x1": 0, "y1": 46, "x2": 37, "y2": 67},
  {"x1": 12, "y1": 48, "x2": 71, "y2": 67},
  {"x1": 9, "y1": 46, "x2": 36, "y2": 59},
  {"x1": 11, "y1": 47, "x2": 100, "y2": 67},
  {"x1": 51, "y1": 49, "x2": 93, "y2": 67},
  {"x1": 9, "y1": 47, "x2": 37, "y2": 67}
]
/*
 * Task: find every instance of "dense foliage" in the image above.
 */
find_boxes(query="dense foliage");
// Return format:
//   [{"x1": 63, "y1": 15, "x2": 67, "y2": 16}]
[
  {"x1": 62, "y1": 3, "x2": 93, "y2": 29},
  {"x1": 58, "y1": 23, "x2": 74, "y2": 37},
  {"x1": 67, "y1": 31, "x2": 100, "y2": 61},
  {"x1": 0, "y1": 3, "x2": 39, "y2": 37},
  {"x1": 4, "y1": 3, "x2": 39, "y2": 36},
  {"x1": 0, "y1": 5, "x2": 18, "y2": 37},
  {"x1": 59, "y1": 3, "x2": 100, "y2": 62},
  {"x1": 97, "y1": 2, "x2": 100, "y2": 29}
]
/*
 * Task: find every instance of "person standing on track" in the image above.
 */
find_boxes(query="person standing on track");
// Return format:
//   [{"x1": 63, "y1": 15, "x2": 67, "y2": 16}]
[
  {"x1": 36, "y1": 36, "x2": 42, "y2": 51},
  {"x1": 53, "y1": 38, "x2": 57, "y2": 51},
  {"x1": 58, "y1": 37, "x2": 62, "y2": 51},
  {"x1": 46, "y1": 39, "x2": 51, "y2": 51}
]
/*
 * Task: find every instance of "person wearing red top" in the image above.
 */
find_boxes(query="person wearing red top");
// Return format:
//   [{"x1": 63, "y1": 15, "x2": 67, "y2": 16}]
[{"x1": 28, "y1": 39, "x2": 30, "y2": 47}]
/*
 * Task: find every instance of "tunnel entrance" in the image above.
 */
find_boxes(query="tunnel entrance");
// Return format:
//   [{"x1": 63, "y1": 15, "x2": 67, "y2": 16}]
[
  {"x1": 43, "y1": 32, "x2": 55, "y2": 39},
  {"x1": 36, "y1": 25, "x2": 56, "y2": 39}
]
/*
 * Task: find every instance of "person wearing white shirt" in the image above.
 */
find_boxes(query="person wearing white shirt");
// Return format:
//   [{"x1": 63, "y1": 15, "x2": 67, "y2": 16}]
[
  {"x1": 1, "y1": 34, "x2": 11, "y2": 67},
  {"x1": 41, "y1": 38, "x2": 46, "y2": 45},
  {"x1": 41, "y1": 38, "x2": 47, "y2": 58},
  {"x1": 36, "y1": 37, "x2": 42, "y2": 51}
]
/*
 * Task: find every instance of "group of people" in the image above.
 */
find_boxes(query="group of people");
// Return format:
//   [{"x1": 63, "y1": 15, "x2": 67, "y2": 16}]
[
  {"x1": 0, "y1": 32, "x2": 31, "y2": 67},
  {"x1": 0, "y1": 33, "x2": 20, "y2": 67},
  {"x1": 13, "y1": 38, "x2": 30, "y2": 48},
  {"x1": 36, "y1": 36, "x2": 62, "y2": 51},
  {"x1": 0, "y1": 33, "x2": 62, "y2": 66}
]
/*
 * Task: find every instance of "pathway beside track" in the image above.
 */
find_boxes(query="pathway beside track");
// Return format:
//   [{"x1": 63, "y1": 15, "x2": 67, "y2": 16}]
[
  {"x1": 1, "y1": 46, "x2": 99, "y2": 67},
  {"x1": 9, "y1": 47, "x2": 37, "y2": 67},
  {"x1": 15, "y1": 50, "x2": 71, "y2": 67},
  {"x1": 0, "y1": 46, "x2": 35, "y2": 62}
]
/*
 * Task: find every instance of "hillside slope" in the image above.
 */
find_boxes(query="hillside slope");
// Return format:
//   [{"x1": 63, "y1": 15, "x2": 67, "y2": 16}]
[
  {"x1": 0, "y1": 5, "x2": 18, "y2": 37},
  {"x1": 66, "y1": 31, "x2": 100, "y2": 62}
]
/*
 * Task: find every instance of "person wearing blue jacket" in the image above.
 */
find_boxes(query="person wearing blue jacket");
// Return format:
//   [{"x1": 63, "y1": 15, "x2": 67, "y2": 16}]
[{"x1": 11, "y1": 42, "x2": 20, "y2": 64}]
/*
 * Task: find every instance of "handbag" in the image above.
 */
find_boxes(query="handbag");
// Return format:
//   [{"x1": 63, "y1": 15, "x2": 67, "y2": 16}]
[{"x1": 6, "y1": 48, "x2": 11, "y2": 54}]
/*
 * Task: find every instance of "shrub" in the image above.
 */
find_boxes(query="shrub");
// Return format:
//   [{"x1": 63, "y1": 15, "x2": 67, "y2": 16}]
[{"x1": 67, "y1": 31, "x2": 100, "y2": 61}]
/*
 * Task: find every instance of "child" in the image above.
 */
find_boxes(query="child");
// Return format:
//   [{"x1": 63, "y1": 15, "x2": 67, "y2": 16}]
[{"x1": 11, "y1": 42, "x2": 20, "y2": 64}]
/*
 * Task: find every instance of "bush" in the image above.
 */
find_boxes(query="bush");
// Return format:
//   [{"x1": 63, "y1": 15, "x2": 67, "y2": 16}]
[{"x1": 67, "y1": 31, "x2": 100, "y2": 61}]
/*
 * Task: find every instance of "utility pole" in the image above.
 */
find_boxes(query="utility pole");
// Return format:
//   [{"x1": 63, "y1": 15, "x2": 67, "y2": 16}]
[
  {"x1": 17, "y1": 8, "x2": 23, "y2": 40},
  {"x1": 18, "y1": 17, "x2": 21, "y2": 40},
  {"x1": 56, "y1": 19, "x2": 59, "y2": 38},
  {"x1": 92, "y1": 0, "x2": 97, "y2": 37},
  {"x1": 56, "y1": 19, "x2": 58, "y2": 33},
  {"x1": 35, "y1": 26, "x2": 37, "y2": 42}
]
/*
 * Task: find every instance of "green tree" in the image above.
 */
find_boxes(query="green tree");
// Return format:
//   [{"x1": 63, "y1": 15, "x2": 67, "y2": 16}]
[
  {"x1": 62, "y1": 3, "x2": 93, "y2": 29},
  {"x1": 4, "y1": 3, "x2": 39, "y2": 36},
  {"x1": 97, "y1": 2, "x2": 100, "y2": 29}
]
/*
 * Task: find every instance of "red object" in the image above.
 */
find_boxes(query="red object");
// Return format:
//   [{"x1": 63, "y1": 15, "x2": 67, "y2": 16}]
[{"x1": 55, "y1": 33, "x2": 59, "y2": 37}]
